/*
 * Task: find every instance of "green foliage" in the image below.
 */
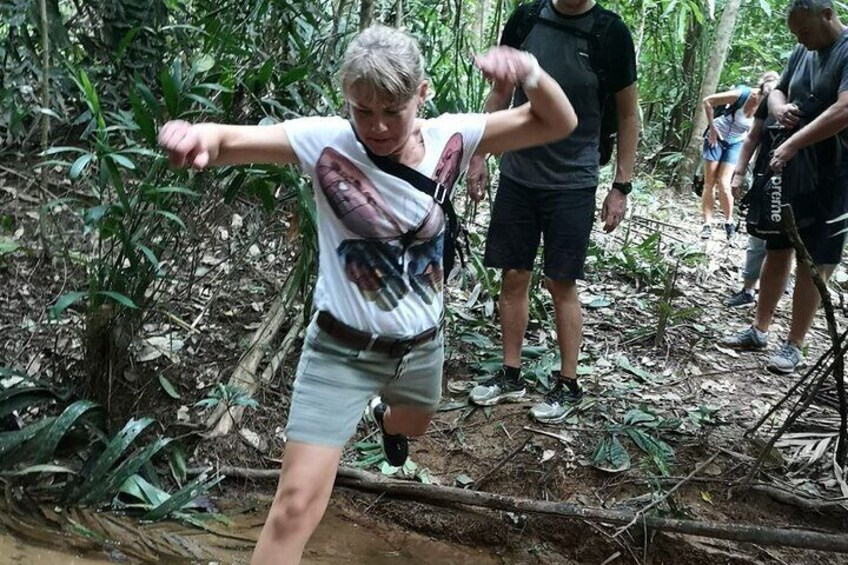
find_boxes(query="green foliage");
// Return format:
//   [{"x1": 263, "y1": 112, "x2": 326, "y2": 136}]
[
  {"x1": 195, "y1": 383, "x2": 259, "y2": 411},
  {"x1": 0, "y1": 376, "x2": 219, "y2": 519},
  {"x1": 588, "y1": 232, "x2": 669, "y2": 288},
  {"x1": 592, "y1": 406, "x2": 680, "y2": 476}
]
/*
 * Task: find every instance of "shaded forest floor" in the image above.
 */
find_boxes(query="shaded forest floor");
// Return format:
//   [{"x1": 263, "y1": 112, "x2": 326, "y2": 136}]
[{"x1": 2, "y1": 162, "x2": 848, "y2": 564}]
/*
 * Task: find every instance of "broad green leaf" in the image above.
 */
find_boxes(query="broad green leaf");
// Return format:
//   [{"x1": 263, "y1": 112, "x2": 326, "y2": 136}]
[
  {"x1": 119, "y1": 474, "x2": 169, "y2": 507},
  {"x1": 31, "y1": 400, "x2": 101, "y2": 464},
  {"x1": 0, "y1": 237, "x2": 22, "y2": 256},
  {"x1": 1, "y1": 464, "x2": 76, "y2": 476},
  {"x1": 106, "y1": 153, "x2": 135, "y2": 170},
  {"x1": 69, "y1": 154, "x2": 94, "y2": 179},
  {"x1": 0, "y1": 417, "x2": 56, "y2": 464},
  {"x1": 143, "y1": 473, "x2": 224, "y2": 521},
  {"x1": 158, "y1": 375, "x2": 181, "y2": 400},
  {"x1": 143, "y1": 186, "x2": 200, "y2": 197},
  {"x1": 50, "y1": 291, "x2": 87, "y2": 318},
  {"x1": 617, "y1": 356, "x2": 656, "y2": 382},
  {"x1": 74, "y1": 417, "x2": 155, "y2": 500},
  {"x1": 152, "y1": 210, "x2": 187, "y2": 230},
  {"x1": 623, "y1": 409, "x2": 656, "y2": 426},
  {"x1": 0, "y1": 386, "x2": 58, "y2": 419},
  {"x1": 168, "y1": 445, "x2": 188, "y2": 485},
  {"x1": 78, "y1": 437, "x2": 172, "y2": 505},
  {"x1": 192, "y1": 54, "x2": 216, "y2": 73},
  {"x1": 185, "y1": 93, "x2": 221, "y2": 113},
  {"x1": 40, "y1": 146, "x2": 89, "y2": 156},
  {"x1": 96, "y1": 291, "x2": 138, "y2": 309}
]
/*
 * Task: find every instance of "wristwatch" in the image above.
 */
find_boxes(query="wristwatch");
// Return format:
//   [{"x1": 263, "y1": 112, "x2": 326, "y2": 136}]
[{"x1": 611, "y1": 181, "x2": 632, "y2": 195}]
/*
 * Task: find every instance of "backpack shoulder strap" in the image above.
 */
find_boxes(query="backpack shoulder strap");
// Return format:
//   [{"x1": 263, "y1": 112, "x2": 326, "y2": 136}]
[
  {"x1": 503, "y1": 0, "x2": 546, "y2": 48},
  {"x1": 350, "y1": 123, "x2": 459, "y2": 205},
  {"x1": 732, "y1": 86, "x2": 751, "y2": 111},
  {"x1": 588, "y1": 7, "x2": 621, "y2": 93}
]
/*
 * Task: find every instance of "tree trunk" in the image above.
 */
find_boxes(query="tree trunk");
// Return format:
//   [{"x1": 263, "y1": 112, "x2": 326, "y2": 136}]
[
  {"x1": 663, "y1": 14, "x2": 702, "y2": 151},
  {"x1": 673, "y1": 0, "x2": 743, "y2": 191},
  {"x1": 359, "y1": 0, "x2": 374, "y2": 31}
]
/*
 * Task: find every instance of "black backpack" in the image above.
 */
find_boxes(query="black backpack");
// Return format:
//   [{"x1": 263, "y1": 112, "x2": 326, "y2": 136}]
[
  {"x1": 505, "y1": 0, "x2": 621, "y2": 165},
  {"x1": 743, "y1": 95, "x2": 829, "y2": 239}
]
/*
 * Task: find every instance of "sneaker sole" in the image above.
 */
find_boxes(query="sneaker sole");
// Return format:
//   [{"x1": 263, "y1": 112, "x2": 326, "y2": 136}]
[
  {"x1": 766, "y1": 361, "x2": 806, "y2": 375},
  {"x1": 719, "y1": 341, "x2": 767, "y2": 351},
  {"x1": 725, "y1": 300, "x2": 756, "y2": 308},
  {"x1": 470, "y1": 390, "x2": 527, "y2": 407},
  {"x1": 530, "y1": 399, "x2": 584, "y2": 424}
]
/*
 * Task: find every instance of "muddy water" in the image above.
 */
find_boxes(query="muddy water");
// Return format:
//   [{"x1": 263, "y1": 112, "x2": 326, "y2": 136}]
[{"x1": 0, "y1": 505, "x2": 499, "y2": 564}]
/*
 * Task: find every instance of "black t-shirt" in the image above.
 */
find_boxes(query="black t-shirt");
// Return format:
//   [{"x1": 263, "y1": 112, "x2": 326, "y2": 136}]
[
  {"x1": 500, "y1": 3, "x2": 637, "y2": 92},
  {"x1": 498, "y1": 1, "x2": 637, "y2": 189},
  {"x1": 777, "y1": 34, "x2": 848, "y2": 218}
]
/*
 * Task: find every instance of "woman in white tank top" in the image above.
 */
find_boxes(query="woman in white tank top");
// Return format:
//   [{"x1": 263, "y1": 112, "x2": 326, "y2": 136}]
[{"x1": 699, "y1": 82, "x2": 763, "y2": 241}]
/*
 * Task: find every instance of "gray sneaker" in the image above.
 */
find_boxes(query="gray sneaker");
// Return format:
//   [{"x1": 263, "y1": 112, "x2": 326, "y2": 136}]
[
  {"x1": 469, "y1": 369, "x2": 526, "y2": 406},
  {"x1": 700, "y1": 224, "x2": 712, "y2": 239},
  {"x1": 529, "y1": 378, "x2": 583, "y2": 424},
  {"x1": 719, "y1": 326, "x2": 768, "y2": 350},
  {"x1": 767, "y1": 342, "x2": 805, "y2": 374}
]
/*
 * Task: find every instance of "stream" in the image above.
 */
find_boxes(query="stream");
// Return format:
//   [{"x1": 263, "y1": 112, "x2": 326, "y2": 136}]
[{"x1": 0, "y1": 505, "x2": 500, "y2": 564}]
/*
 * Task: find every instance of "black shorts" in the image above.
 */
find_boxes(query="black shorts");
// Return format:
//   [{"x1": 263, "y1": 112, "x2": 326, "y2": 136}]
[
  {"x1": 765, "y1": 219, "x2": 848, "y2": 265},
  {"x1": 483, "y1": 175, "x2": 596, "y2": 280}
]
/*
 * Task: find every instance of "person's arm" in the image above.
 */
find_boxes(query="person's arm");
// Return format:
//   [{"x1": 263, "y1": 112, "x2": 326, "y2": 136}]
[
  {"x1": 730, "y1": 118, "x2": 764, "y2": 198},
  {"x1": 474, "y1": 47, "x2": 577, "y2": 157},
  {"x1": 703, "y1": 90, "x2": 742, "y2": 143},
  {"x1": 768, "y1": 88, "x2": 803, "y2": 130},
  {"x1": 158, "y1": 121, "x2": 298, "y2": 169},
  {"x1": 613, "y1": 84, "x2": 638, "y2": 184},
  {"x1": 772, "y1": 90, "x2": 848, "y2": 168},
  {"x1": 599, "y1": 84, "x2": 638, "y2": 232},
  {"x1": 466, "y1": 85, "x2": 514, "y2": 201}
]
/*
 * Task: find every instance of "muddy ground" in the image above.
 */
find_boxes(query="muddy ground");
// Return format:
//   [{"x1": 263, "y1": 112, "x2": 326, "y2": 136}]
[{"x1": 2, "y1": 162, "x2": 848, "y2": 564}]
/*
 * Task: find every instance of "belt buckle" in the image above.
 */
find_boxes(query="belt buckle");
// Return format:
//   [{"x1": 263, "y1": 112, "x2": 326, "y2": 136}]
[
  {"x1": 365, "y1": 334, "x2": 379, "y2": 352},
  {"x1": 433, "y1": 182, "x2": 447, "y2": 204}
]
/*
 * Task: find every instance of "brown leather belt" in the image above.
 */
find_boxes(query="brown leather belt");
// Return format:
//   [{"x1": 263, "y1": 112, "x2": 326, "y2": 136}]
[{"x1": 316, "y1": 310, "x2": 440, "y2": 358}]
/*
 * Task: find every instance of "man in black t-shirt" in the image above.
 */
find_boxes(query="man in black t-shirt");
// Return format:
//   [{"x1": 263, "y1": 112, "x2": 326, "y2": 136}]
[
  {"x1": 720, "y1": 0, "x2": 848, "y2": 374},
  {"x1": 468, "y1": 0, "x2": 639, "y2": 422}
]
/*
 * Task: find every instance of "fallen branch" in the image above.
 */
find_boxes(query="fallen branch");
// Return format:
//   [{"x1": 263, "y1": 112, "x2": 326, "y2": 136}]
[
  {"x1": 260, "y1": 313, "x2": 304, "y2": 384},
  {"x1": 204, "y1": 287, "x2": 292, "y2": 437},
  {"x1": 780, "y1": 205, "x2": 847, "y2": 465},
  {"x1": 192, "y1": 465, "x2": 848, "y2": 554},
  {"x1": 734, "y1": 485, "x2": 848, "y2": 514},
  {"x1": 614, "y1": 452, "x2": 720, "y2": 538}
]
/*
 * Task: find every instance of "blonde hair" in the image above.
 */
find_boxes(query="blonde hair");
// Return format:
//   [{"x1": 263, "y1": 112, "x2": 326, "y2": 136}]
[{"x1": 339, "y1": 25, "x2": 424, "y2": 105}]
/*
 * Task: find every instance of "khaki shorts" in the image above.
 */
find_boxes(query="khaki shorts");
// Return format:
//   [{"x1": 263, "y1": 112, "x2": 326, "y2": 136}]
[{"x1": 285, "y1": 317, "x2": 444, "y2": 447}]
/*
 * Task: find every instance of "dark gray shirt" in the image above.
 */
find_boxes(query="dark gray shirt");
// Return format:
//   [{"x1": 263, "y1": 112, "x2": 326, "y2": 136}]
[
  {"x1": 777, "y1": 31, "x2": 848, "y2": 214},
  {"x1": 778, "y1": 33, "x2": 848, "y2": 159},
  {"x1": 499, "y1": 2, "x2": 637, "y2": 190}
]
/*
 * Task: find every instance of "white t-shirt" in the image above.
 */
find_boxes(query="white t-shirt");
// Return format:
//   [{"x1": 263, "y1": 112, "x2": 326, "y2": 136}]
[{"x1": 285, "y1": 114, "x2": 486, "y2": 338}]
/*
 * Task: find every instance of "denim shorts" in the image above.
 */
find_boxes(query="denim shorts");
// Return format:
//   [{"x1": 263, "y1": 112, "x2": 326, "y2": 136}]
[
  {"x1": 483, "y1": 174, "x2": 596, "y2": 281},
  {"x1": 284, "y1": 317, "x2": 444, "y2": 447},
  {"x1": 703, "y1": 138, "x2": 743, "y2": 165}
]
